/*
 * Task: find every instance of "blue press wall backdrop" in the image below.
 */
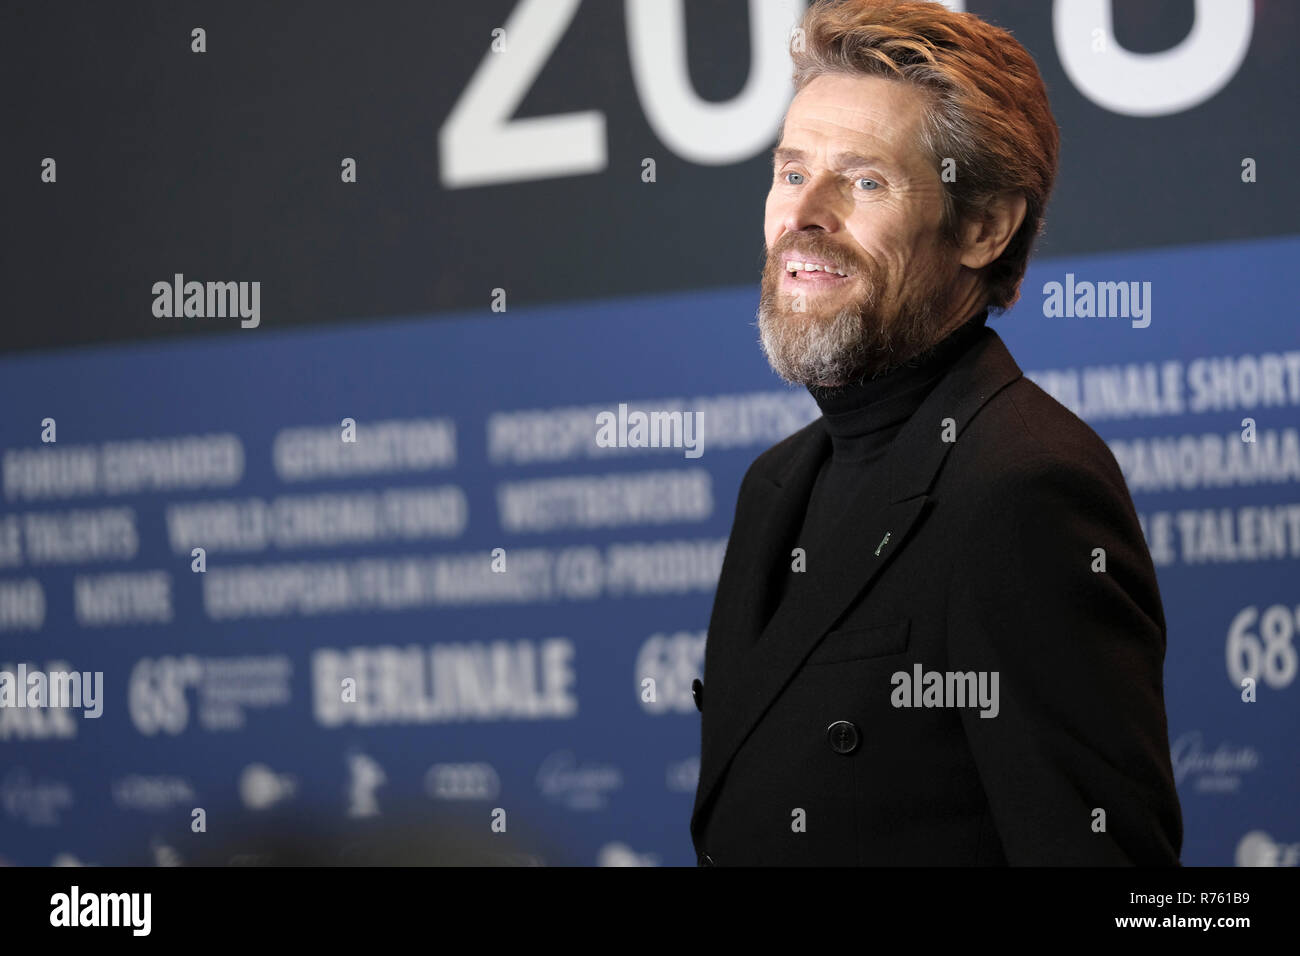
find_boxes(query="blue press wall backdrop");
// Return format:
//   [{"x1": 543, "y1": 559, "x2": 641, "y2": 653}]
[
  {"x1": 1, "y1": 0, "x2": 1297, "y2": 866},
  {"x1": 2, "y1": 236, "x2": 1297, "y2": 866}
]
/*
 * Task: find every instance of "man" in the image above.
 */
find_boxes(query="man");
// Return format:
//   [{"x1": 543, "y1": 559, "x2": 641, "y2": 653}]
[{"x1": 690, "y1": 0, "x2": 1182, "y2": 865}]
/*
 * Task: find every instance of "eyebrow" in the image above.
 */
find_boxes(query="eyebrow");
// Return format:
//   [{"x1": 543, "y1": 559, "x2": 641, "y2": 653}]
[{"x1": 772, "y1": 146, "x2": 894, "y2": 174}]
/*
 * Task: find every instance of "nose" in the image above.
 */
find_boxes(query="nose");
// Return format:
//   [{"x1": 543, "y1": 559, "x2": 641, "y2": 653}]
[{"x1": 782, "y1": 173, "x2": 845, "y2": 236}]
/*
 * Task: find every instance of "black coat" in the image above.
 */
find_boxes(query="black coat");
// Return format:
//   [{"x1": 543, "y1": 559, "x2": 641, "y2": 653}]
[{"x1": 690, "y1": 326, "x2": 1183, "y2": 865}]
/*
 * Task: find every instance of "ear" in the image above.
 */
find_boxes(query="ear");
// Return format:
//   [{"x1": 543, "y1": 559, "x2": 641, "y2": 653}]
[{"x1": 958, "y1": 193, "x2": 1027, "y2": 271}]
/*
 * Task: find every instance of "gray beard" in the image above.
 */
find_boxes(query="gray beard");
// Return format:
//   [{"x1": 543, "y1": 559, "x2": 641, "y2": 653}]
[
  {"x1": 756, "y1": 293, "x2": 942, "y2": 387},
  {"x1": 757, "y1": 301, "x2": 873, "y2": 386}
]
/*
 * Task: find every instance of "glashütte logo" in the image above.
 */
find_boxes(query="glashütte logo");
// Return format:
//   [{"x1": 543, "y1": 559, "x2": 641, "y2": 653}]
[
  {"x1": 2, "y1": 768, "x2": 73, "y2": 826},
  {"x1": 535, "y1": 751, "x2": 622, "y2": 811},
  {"x1": 1170, "y1": 731, "x2": 1259, "y2": 792}
]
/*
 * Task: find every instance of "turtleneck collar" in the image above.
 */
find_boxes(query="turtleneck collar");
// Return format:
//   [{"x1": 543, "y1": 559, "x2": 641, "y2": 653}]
[{"x1": 807, "y1": 311, "x2": 989, "y2": 463}]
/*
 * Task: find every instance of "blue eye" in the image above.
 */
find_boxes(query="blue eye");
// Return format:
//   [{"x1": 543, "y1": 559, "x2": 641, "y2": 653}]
[
  {"x1": 857, "y1": 177, "x2": 879, "y2": 191},
  {"x1": 785, "y1": 171, "x2": 805, "y2": 185}
]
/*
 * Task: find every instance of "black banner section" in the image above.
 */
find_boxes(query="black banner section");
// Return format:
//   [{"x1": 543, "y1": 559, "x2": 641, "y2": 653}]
[
  {"x1": 0, "y1": 863, "x2": 1290, "y2": 942},
  {"x1": 3, "y1": 0, "x2": 1297, "y2": 352}
]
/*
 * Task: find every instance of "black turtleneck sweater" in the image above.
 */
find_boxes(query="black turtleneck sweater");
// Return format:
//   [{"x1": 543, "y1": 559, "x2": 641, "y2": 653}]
[{"x1": 775, "y1": 311, "x2": 989, "y2": 612}]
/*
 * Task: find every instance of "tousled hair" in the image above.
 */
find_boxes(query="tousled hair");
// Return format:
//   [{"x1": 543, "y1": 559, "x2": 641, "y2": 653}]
[{"x1": 790, "y1": 0, "x2": 1059, "y2": 311}]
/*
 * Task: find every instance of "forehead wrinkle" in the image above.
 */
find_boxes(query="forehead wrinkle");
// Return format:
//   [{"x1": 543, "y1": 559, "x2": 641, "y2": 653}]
[
  {"x1": 783, "y1": 75, "x2": 931, "y2": 169},
  {"x1": 781, "y1": 111, "x2": 927, "y2": 181}
]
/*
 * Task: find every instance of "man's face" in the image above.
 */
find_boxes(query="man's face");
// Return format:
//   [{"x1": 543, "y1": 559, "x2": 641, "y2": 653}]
[{"x1": 759, "y1": 73, "x2": 965, "y2": 387}]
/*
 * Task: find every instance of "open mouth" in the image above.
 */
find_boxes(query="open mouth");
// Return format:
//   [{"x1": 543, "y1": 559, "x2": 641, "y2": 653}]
[{"x1": 784, "y1": 260, "x2": 853, "y2": 285}]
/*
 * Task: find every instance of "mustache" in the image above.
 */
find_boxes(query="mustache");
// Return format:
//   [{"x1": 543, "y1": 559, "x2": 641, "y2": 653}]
[{"x1": 766, "y1": 236, "x2": 871, "y2": 277}]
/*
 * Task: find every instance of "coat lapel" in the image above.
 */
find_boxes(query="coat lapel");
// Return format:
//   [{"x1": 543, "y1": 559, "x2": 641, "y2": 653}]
[
  {"x1": 703, "y1": 426, "x2": 830, "y2": 655},
  {"x1": 691, "y1": 327, "x2": 1024, "y2": 847}
]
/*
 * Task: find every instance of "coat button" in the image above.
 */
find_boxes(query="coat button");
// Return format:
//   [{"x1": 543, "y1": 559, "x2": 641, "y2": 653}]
[
  {"x1": 699, "y1": 852, "x2": 715, "y2": 866},
  {"x1": 827, "y1": 720, "x2": 859, "y2": 755},
  {"x1": 691, "y1": 678, "x2": 704, "y2": 712}
]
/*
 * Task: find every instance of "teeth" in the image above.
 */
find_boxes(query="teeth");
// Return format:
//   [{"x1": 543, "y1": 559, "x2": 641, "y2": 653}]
[{"x1": 786, "y1": 261, "x2": 848, "y2": 277}]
